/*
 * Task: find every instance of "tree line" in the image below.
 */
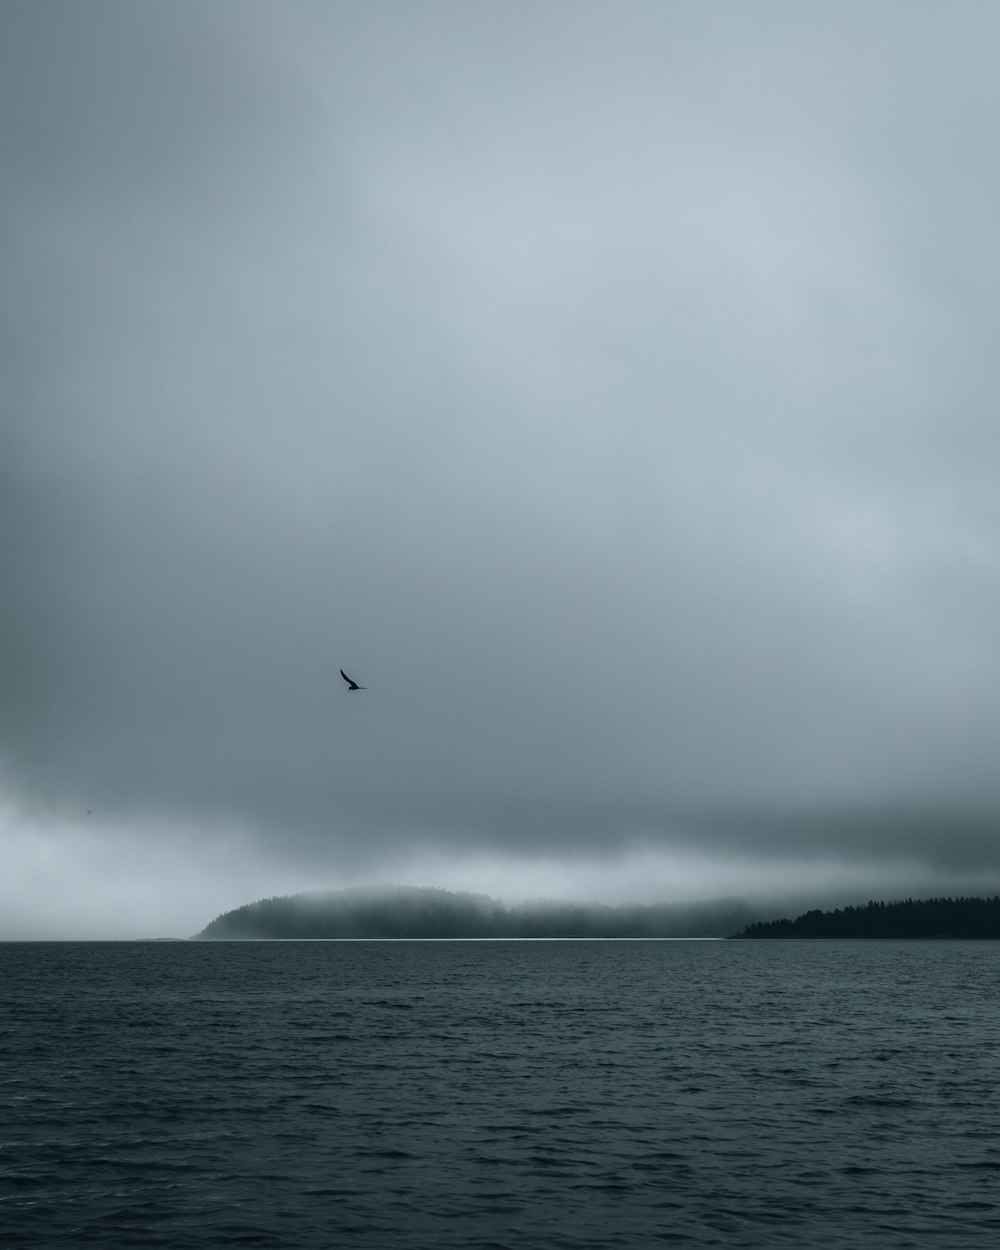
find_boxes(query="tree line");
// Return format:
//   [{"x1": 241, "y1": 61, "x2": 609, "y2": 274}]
[
  {"x1": 195, "y1": 886, "x2": 754, "y2": 939},
  {"x1": 737, "y1": 896, "x2": 1000, "y2": 938}
]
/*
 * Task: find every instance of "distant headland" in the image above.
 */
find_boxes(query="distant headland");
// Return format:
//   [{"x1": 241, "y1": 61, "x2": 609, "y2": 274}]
[
  {"x1": 194, "y1": 886, "x2": 758, "y2": 940},
  {"x1": 194, "y1": 889, "x2": 1000, "y2": 941},
  {"x1": 735, "y1": 896, "x2": 1000, "y2": 939}
]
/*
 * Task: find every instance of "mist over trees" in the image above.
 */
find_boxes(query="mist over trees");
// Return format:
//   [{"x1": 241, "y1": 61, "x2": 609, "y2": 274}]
[
  {"x1": 738, "y1": 897, "x2": 1000, "y2": 938},
  {"x1": 195, "y1": 886, "x2": 759, "y2": 940}
]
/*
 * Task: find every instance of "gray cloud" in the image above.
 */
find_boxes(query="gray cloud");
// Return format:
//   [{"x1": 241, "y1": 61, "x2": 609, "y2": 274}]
[{"x1": 3, "y1": 2, "x2": 1000, "y2": 934}]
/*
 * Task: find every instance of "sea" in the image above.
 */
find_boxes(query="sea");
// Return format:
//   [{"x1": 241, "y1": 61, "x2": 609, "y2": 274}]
[{"x1": 2, "y1": 939, "x2": 999, "y2": 1248}]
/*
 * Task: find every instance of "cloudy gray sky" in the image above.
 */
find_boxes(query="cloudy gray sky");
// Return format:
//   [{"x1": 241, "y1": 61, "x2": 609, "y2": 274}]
[{"x1": 3, "y1": 1, "x2": 1000, "y2": 936}]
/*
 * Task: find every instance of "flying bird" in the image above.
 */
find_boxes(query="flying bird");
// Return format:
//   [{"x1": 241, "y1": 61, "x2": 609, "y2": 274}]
[{"x1": 340, "y1": 668, "x2": 366, "y2": 691}]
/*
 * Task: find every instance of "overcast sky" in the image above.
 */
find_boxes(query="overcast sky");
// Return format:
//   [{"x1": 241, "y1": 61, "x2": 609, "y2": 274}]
[{"x1": 3, "y1": 1, "x2": 1000, "y2": 936}]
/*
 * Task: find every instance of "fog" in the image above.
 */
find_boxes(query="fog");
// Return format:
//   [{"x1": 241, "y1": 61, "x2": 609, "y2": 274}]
[
  {"x1": 3, "y1": 802, "x2": 996, "y2": 940},
  {"x1": 3, "y1": 3, "x2": 1000, "y2": 936}
]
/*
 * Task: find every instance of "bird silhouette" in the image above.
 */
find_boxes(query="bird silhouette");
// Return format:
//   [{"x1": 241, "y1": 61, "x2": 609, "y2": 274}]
[{"x1": 340, "y1": 668, "x2": 366, "y2": 691}]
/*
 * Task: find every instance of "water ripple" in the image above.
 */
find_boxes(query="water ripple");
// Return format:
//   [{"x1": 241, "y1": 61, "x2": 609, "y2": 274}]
[{"x1": 3, "y1": 939, "x2": 1000, "y2": 1247}]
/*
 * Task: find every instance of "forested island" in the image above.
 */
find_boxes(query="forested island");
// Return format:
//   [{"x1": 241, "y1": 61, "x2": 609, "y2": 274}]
[
  {"x1": 736, "y1": 896, "x2": 1000, "y2": 938},
  {"x1": 195, "y1": 886, "x2": 758, "y2": 940},
  {"x1": 195, "y1": 890, "x2": 1000, "y2": 940}
]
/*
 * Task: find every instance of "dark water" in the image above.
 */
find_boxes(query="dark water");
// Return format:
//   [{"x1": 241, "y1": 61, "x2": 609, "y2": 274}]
[{"x1": 3, "y1": 940, "x2": 1000, "y2": 1248}]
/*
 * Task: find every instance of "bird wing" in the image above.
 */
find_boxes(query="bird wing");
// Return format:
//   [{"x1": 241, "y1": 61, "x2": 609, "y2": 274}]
[{"x1": 340, "y1": 669, "x2": 355, "y2": 686}]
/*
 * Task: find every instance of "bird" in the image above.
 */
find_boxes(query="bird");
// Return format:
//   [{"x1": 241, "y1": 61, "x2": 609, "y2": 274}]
[{"x1": 340, "y1": 668, "x2": 366, "y2": 691}]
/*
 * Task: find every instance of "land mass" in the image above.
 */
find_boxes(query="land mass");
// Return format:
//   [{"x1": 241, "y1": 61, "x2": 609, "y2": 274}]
[
  {"x1": 735, "y1": 896, "x2": 1000, "y2": 938},
  {"x1": 194, "y1": 886, "x2": 762, "y2": 940}
]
